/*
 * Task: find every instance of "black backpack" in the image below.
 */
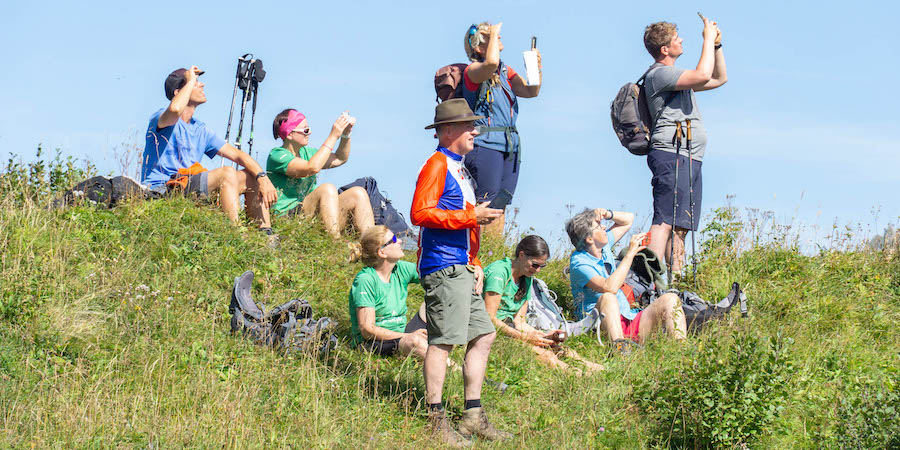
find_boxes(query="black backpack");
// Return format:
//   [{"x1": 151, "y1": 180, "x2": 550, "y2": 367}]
[
  {"x1": 679, "y1": 282, "x2": 749, "y2": 333},
  {"x1": 338, "y1": 177, "x2": 413, "y2": 239},
  {"x1": 610, "y1": 64, "x2": 667, "y2": 156},
  {"x1": 230, "y1": 270, "x2": 338, "y2": 355},
  {"x1": 53, "y1": 175, "x2": 147, "y2": 209}
]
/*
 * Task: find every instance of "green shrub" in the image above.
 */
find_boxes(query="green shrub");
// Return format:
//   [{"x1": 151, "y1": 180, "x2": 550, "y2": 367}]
[
  {"x1": 633, "y1": 333, "x2": 793, "y2": 448},
  {"x1": 0, "y1": 146, "x2": 95, "y2": 204},
  {"x1": 829, "y1": 371, "x2": 900, "y2": 449}
]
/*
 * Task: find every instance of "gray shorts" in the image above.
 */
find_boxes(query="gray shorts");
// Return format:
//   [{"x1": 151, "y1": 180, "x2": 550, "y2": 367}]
[
  {"x1": 148, "y1": 172, "x2": 209, "y2": 198},
  {"x1": 421, "y1": 264, "x2": 496, "y2": 346}
]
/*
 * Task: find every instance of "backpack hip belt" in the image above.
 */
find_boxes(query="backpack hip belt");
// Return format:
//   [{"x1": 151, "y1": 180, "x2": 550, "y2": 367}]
[{"x1": 475, "y1": 125, "x2": 519, "y2": 154}]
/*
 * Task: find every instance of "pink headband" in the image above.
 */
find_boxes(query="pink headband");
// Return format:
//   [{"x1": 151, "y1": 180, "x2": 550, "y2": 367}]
[{"x1": 278, "y1": 110, "x2": 306, "y2": 140}]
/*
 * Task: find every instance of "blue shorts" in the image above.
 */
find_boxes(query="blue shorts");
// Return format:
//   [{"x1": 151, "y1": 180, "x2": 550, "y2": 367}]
[
  {"x1": 647, "y1": 150, "x2": 702, "y2": 231},
  {"x1": 463, "y1": 145, "x2": 520, "y2": 203}
]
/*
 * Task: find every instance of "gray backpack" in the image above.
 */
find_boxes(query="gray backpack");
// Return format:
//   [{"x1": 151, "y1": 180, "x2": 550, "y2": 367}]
[
  {"x1": 230, "y1": 270, "x2": 338, "y2": 355},
  {"x1": 610, "y1": 64, "x2": 666, "y2": 156},
  {"x1": 527, "y1": 278, "x2": 600, "y2": 337}
]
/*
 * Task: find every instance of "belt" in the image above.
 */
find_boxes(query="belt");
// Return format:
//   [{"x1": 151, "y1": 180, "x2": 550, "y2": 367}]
[{"x1": 476, "y1": 125, "x2": 519, "y2": 154}]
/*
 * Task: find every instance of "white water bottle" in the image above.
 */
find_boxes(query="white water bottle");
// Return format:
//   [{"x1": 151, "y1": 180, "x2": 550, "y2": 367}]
[{"x1": 523, "y1": 36, "x2": 540, "y2": 86}]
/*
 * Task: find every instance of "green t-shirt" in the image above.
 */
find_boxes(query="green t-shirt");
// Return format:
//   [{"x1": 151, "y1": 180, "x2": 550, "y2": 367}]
[
  {"x1": 266, "y1": 146, "x2": 319, "y2": 215},
  {"x1": 483, "y1": 257, "x2": 533, "y2": 321},
  {"x1": 348, "y1": 261, "x2": 420, "y2": 345}
]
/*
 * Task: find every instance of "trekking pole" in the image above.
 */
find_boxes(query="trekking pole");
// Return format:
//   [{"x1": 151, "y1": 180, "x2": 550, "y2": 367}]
[
  {"x1": 222, "y1": 55, "x2": 250, "y2": 168},
  {"x1": 245, "y1": 58, "x2": 266, "y2": 159},
  {"x1": 668, "y1": 121, "x2": 683, "y2": 284},
  {"x1": 234, "y1": 82, "x2": 251, "y2": 151},
  {"x1": 246, "y1": 81, "x2": 259, "y2": 159},
  {"x1": 686, "y1": 118, "x2": 697, "y2": 286}
]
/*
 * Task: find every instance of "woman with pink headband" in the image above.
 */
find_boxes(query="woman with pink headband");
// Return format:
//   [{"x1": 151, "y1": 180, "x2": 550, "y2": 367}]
[{"x1": 266, "y1": 109, "x2": 374, "y2": 238}]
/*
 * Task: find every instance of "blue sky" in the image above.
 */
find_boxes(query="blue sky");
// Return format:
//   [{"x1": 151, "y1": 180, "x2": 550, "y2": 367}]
[{"x1": 3, "y1": 0, "x2": 898, "y2": 252}]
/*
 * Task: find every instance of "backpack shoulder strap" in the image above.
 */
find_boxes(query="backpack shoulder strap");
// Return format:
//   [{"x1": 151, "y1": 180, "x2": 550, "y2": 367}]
[{"x1": 640, "y1": 62, "x2": 675, "y2": 134}]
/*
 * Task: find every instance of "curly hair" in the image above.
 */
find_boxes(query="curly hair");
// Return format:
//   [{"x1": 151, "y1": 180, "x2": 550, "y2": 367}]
[
  {"x1": 644, "y1": 22, "x2": 678, "y2": 59},
  {"x1": 349, "y1": 225, "x2": 391, "y2": 267}
]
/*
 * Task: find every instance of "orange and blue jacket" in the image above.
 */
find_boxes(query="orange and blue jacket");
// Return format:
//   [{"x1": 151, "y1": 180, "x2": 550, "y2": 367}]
[{"x1": 411, "y1": 147, "x2": 482, "y2": 277}]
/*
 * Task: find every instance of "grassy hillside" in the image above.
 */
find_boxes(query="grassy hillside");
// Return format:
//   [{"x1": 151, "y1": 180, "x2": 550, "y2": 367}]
[{"x1": 1, "y1": 156, "x2": 898, "y2": 448}]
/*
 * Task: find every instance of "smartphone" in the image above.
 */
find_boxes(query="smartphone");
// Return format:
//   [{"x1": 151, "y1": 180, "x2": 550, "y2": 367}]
[
  {"x1": 488, "y1": 189, "x2": 513, "y2": 210},
  {"x1": 531, "y1": 36, "x2": 537, "y2": 50},
  {"x1": 697, "y1": 12, "x2": 706, "y2": 21},
  {"x1": 552, "y1": 330, "x2": 567, "y2": 343},
  {"x1": 642, "y1": 233, "x2": 651, "y2": 247}
]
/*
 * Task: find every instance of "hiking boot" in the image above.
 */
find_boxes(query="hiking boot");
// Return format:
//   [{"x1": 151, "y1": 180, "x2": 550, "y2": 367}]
[
  {"x1": 458, "y1": 407, "x2": 512, "y2": 441},
  {"x1": 259, "y1": 227, "x2": 280, "y2": 249},
  {"x1": 612, "y1": 338, "x2": 642, "y2": 356},
  {"x1": 427, "y1": 410, "x2": 471, "y2": 448}
]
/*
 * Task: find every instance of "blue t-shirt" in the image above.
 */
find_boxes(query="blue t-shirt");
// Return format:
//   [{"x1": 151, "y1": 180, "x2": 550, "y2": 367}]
[
  {"x1": 569, "y1": 230, "x2": 638, "y2": 321},
  {"x1": 141, "y1": 108, "x2": 225, "y2": 186}
]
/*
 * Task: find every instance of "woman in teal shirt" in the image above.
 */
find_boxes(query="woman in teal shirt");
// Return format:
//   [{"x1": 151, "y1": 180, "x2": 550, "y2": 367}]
[
  {"x1": 267, "y1": 108, "x2": 374, "y2": 238},
  {"x1": 348, "y1": 225, "x2": 428, "y2": 357},
  {"x1": 483, "y1": 235, "x2": 602, "y2": 374}
]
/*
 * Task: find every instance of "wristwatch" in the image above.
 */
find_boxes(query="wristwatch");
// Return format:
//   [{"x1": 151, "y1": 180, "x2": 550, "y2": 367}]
[
  {"x1": 714, "y1": 43, "x2": 722, "y2": 50},
  {"x1": 256, "y1": 171, "x2": 268, "y2": 179}
]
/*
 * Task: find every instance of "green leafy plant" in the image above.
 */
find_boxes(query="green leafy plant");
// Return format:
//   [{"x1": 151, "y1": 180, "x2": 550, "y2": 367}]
[
  {"x1": 826, "y1": 370, "x2": 900, "y2": 449},
  {"x1": 633, "y1": 333, "x2": 794, "y2": 448}
]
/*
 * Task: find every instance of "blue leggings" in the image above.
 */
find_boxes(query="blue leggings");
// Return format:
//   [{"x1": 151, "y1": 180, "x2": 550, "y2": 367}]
[{"x1": 463, "y1": 145, "x2": 520, "y2": 203}]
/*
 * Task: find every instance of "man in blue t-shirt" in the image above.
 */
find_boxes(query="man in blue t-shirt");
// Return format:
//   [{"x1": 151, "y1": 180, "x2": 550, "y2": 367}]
[
  {"x1": 565, "y1": 208, "x2": 686, "y2": 352},
  {"x1": 142, "y1": 66, "x2": 277, "y2": 231}
]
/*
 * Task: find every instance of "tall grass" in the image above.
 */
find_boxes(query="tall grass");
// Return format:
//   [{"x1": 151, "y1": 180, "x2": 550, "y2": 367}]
[{"x1": 0, "y1": 151, "x2": 898, "y2": 447}]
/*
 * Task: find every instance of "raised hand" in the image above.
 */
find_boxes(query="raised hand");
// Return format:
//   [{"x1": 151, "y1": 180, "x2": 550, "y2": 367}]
[{"x1": 628, "y1": 232, "x2": 648, "y2": 255}]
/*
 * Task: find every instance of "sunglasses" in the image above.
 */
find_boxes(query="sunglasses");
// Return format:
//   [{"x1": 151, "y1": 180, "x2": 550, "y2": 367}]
[
  {"x1": 381, "y1": 235, "x2": 398, "y2": 249},
  {"x1": 292, "y1": 127, "x2": 311, "y2": 136},
  {"x1": 530, "y1": 260, "x2": 548, "y2": 270}
]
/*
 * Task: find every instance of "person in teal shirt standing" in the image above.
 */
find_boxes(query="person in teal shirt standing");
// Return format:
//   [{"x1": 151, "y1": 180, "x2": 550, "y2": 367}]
[
  {"x1": 267, "y1": 108, "x2": 374, "y2": 238},
  {"x1": 348, "y1": 225, "x2": 429, "y2": 357},
  {"x1": 483, "y1": 235, "x2": 603, "y2": 374}
]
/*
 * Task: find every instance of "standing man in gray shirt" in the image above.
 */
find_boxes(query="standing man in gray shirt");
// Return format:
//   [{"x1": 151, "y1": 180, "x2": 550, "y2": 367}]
[{"x1": 642, "y1": 17, "x2": 727, "y2": 275}]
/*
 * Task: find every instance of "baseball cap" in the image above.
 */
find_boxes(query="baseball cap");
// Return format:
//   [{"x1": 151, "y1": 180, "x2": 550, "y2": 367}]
[{"x1": 164, "y1": 68, "x2": 189, "y2": 100}]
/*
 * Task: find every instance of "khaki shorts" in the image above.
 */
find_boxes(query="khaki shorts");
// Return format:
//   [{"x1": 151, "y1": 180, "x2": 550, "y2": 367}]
[{"x1": 421, "y1": 264, "x2": 496, "y2": 346}]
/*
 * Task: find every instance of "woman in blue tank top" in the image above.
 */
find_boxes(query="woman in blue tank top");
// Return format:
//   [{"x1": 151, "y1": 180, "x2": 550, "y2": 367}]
[{"x1": 461, "y1": 21, "x2": 543, "y2": 233}]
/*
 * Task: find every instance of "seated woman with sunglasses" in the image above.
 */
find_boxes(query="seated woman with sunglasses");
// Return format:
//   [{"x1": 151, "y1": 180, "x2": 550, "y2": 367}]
[
  {"x1": 267, "y1": 109, "x2": 374, "y2": 238},
  {"x1": 348, "y1": 225, "x2": 429, "y2": 357},
  {"x1": 483, "y1": 235, "x2": 603, "y2": 374}
]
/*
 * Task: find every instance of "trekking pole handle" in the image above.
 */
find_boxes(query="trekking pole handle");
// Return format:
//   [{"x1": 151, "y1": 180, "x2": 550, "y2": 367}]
[
  {"x1": 675, "y1": 121, "x2": 683, "y2": 145},
  {"x1": 685, "y1": 119, "x2": 692, "y2": 141}
]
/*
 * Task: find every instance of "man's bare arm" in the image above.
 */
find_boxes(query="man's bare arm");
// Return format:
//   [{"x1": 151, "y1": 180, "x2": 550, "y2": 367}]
[{"x1": 158, "y1": 66, "x2": 200, "y2": 129}]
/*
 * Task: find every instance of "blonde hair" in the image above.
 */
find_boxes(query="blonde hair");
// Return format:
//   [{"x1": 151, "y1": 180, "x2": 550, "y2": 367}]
[
  {"x1": 349, "y1": 225, "x2": 391, "y2": 267},
  {"x1": 464, "y1": 22, "x2": 492, "y2": 62},
  {"x1": 644, "y1": 22, "x2": 678, "y2": 59},
  {"x1": 463, "y1": 22, "x2": 501, "y2": 86}
]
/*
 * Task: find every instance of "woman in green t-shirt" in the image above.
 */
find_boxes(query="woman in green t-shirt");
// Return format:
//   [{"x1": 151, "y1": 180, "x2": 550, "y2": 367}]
[
  {"x1": 348, "y1": 225, "x2": 428, "y2": 357},
  {"x1": 484, "y1": 235, "x2": 602, "y2": 374},
  {"x1": 267, "y1": 108, "x2": 374, "y2": 238}
]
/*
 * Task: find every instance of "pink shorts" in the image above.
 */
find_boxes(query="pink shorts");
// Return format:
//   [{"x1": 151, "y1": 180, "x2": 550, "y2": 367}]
[{"x1": 620, "y1": 311, "x2": 644, "y2": 341}]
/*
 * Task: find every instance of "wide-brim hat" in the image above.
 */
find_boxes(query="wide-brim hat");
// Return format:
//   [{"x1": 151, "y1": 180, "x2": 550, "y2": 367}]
[{"x1": 424, "y1": 98, "x2": 484, "y2": 129}]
